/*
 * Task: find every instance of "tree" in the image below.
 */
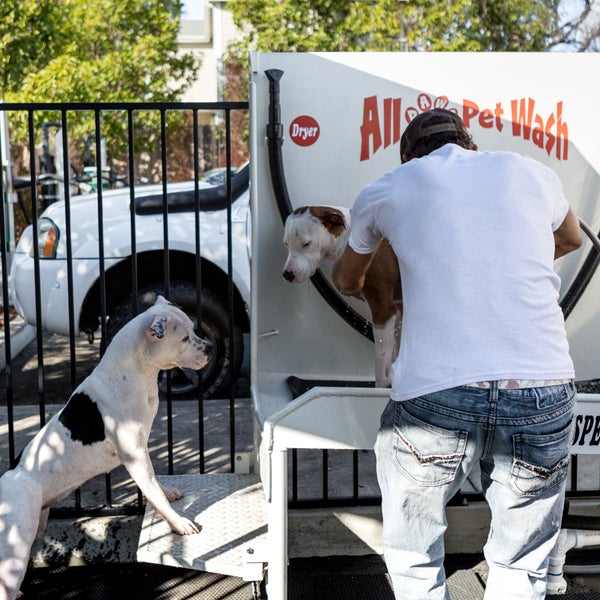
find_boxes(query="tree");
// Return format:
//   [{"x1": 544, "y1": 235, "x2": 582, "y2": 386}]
[
  {"x1": 226, "y1": 0, "x2": 597, "y2": 53},
  {"x1": 222, "y1": 0, "x2": 597, "y2": 121},
  {"x1": 554, "y1": 0, "x2": 600, "y2": 51},
  {"x1": 1, "y1": 0, "x2": 199, "y2": 102},
  {"x1": 1, "y1": 0, "x2": 201, "y2": 166},
  {"x1": 0, "y1": 0, "x2": 69, "y2": 94}
]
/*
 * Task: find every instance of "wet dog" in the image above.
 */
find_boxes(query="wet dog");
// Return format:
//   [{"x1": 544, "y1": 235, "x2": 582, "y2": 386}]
[
  {"x1": 0, "y1": 296, "x2": 212, "y2": 600},
  {"x1": 283, "y1": 205, "x2": 402, "y2": 387}
]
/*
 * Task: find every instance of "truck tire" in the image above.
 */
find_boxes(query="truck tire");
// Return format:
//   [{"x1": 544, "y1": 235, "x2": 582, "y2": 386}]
[{"x1": 105, "y1": 282, "x2": 243, "y2": 399}]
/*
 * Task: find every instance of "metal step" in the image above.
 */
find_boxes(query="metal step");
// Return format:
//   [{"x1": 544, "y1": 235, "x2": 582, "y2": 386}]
[{"x1": 137, "y1": 473, "x2": 268, "y2": 582}]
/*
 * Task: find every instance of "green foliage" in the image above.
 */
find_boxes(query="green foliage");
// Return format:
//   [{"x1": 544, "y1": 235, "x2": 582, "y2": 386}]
[
  {"x1": 1, "y1": 0, "x2": 201, "y2": 156},
  {"x1": 228, "y1": 0, "x2": 407, "y2": 53},
  {"x1": 222, "y1": 0, "x2": 591, "y2": 149},
  {"x1": 2, "y1": 0, "x2": 198, "y2": 102},
  {"x1": 0, "y1": 0, "x2": 69, "y2": 92},
  {"x1": 420, "y1": 0, "x2": 561, "y2": 51},
  {"x1": 223, "y1": 0, "x2": 590, "y2": 113},
  {"x1": 227, "y1": 0, "x2": 575, "y2": 54}
]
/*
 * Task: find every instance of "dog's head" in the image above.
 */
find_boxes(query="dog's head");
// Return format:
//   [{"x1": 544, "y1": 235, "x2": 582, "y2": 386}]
[
  {"x1": 282, "y1": 206, "x2": 348, "y2": 283},
  {"x1": 145, "y1": 296, "x2": 213, "y2": 371}
]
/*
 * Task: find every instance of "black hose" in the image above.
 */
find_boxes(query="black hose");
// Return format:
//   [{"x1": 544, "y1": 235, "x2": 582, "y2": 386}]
[
  {"x1": 265, "y1": 70, "x2": 292, "y2": 222},
  {"x1": 265, "y1": 69, "x2": 374, "y2": 342},
  {"x1": 561, "y1": 218, "x2": 600, "y2": 320}
]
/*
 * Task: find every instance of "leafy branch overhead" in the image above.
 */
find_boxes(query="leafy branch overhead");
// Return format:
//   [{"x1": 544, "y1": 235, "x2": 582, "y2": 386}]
[
  {"x1": 226, "y1": 0, "x2": 598, "y2": 53},
  {"x1": 0, "y1": 0, "x2": 201, "y2": 149}
]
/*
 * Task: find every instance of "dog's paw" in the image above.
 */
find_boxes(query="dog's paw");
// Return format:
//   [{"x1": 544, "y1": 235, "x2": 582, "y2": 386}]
[
  {"x1": 170, "y1": 515, "x2": 200, "y2": 536},
  {"x1": 161, "y1": 486, "x2": 184, "y2": 502}
]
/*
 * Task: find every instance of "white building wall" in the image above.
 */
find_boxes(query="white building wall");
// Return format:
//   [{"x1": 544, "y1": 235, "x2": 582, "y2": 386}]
[{"x1": 178, "y1": 0, "x2": 241, "y2": 105}]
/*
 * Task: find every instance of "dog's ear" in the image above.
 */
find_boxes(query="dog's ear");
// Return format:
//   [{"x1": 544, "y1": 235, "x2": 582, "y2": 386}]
[
  {"x1": 148, "y1": 314, "x2": 169, "y2": 339},
  {"x1": 155, "y1": 295, "x2": 170, "y2": 306},
  {"x1": 316, "y1": 208, "x2": 346, "y2": 237}
]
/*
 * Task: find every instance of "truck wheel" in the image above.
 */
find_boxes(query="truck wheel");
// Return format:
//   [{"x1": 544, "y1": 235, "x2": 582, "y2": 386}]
[{"x1": 105, "y1": 282, "x2": 243, "y2": 399}]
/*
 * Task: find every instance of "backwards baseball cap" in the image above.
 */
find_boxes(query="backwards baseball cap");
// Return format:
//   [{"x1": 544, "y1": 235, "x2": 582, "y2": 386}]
[{"x1": 400, "y1": 108, "x2": 472, "y2": 161}]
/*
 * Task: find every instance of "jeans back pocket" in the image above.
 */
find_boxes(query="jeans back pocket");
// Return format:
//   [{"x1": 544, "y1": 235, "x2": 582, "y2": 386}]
[
  {"x1": 393, "y1": 403, "x2": 468, "y2": 487},
  {"x1": 511, "y1": 423, "x2": 572, "y2": 497}
]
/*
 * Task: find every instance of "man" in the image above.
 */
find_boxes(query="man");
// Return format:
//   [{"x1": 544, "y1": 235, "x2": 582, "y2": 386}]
[{"x1": 332, "y1": 108, "x2": 582, "y2": 600}]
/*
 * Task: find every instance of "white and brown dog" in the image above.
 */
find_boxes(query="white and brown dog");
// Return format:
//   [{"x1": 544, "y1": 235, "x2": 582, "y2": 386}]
[
  {"x1": 283, "y1": 205, "x2": 402, "y2": 387},
  {"x1": 0, "y1": 296, "x2": 212, "y2": 600}
]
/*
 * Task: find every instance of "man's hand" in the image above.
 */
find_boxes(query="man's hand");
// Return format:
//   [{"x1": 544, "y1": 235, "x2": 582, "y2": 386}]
[{"x1": 554, "y1": 207, "x2": 583, "y2": 259}]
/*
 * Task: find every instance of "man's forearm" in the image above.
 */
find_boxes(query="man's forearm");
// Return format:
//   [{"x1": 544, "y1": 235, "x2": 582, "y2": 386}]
[{"x1": 332, "y1": 246, "x2": 375, "y2": 295}]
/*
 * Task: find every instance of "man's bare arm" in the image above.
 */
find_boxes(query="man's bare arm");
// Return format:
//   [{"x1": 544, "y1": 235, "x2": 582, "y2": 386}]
[
  {"x1": 554, "y1": 207, "x2": 583, "y2": 259},
  {"x1": 332, "y1": 245, "x2": 378, "y2": 295}
]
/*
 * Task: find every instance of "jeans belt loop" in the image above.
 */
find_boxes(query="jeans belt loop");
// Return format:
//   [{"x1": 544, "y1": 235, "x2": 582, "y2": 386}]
[{"x1": 490, "y1": 379, "x2": 499, "y2": 402}]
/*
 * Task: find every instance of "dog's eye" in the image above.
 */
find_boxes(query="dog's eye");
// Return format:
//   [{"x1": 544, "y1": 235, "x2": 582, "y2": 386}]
[
  {"x1": 181, "y1": 335, "x2": 190, "y2": 343},
  {"x1": 302, "y1": 241, "x2": 311, "y2": 248}
]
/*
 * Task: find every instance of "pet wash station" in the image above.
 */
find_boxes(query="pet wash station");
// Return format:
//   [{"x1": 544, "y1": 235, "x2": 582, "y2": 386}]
[{"x1": 138, "y1": 53, "x2": 600, "y2": 598}]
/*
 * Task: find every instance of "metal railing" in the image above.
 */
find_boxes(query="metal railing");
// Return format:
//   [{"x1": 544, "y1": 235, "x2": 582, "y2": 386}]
[
  {"x1": 0, "y1": 101, "x2": 249, "y2": 517},
  {"x1": 1, "y1": 101, "x2": 598, "y2": 520}
]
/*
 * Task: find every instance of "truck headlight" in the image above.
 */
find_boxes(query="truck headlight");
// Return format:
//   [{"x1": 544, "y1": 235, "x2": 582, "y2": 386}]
[{"x1": 36, "y1": 218, "x2": 60, "y2": 259}]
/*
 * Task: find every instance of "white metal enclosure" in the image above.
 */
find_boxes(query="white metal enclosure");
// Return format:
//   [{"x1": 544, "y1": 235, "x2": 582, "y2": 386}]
[
  {"x1": 249, "y1": 51, "x2": 600, "y2": 431},
  {"x1": 248, "y1": 52, "x2": 600, "y2": 598}
]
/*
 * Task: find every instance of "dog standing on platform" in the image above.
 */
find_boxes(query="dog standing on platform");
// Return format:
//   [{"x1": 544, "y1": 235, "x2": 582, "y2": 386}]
[
  {"x1": 0, "y1": 296, "x2": 212, "y2": 600},
  {"x1": 282, "y1": 205, "x2": 402, "y2": 387}
]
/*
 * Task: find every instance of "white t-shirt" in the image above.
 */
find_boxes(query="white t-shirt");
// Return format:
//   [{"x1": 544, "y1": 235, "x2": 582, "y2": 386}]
[{"x1": 349, "y1": 144, "x2": 574, "y2": 402}]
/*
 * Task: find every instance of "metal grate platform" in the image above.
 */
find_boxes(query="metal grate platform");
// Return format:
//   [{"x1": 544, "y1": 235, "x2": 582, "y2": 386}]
[
  {"x1": 137, "y1": 474, "x2": 268, "y2": 582},
  {"x1": 20, "y1": 555, "x2": 600, "y2": 599}
]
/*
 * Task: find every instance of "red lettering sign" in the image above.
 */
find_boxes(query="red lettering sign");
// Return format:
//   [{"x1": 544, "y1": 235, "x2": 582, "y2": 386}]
[
  {"x1": 290, "y1": 115, "x2": 320, "y2": 147},
  {"x1": 360, "y1": 96, "x2": 401, "y2": 161},
  {"x1": 359, "y1": 93, "x2": 570, "y2": 162}
]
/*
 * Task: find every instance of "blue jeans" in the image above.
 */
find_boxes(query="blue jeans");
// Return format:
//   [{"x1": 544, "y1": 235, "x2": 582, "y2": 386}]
[{"x1": 374, "y1": 382, "x2": 576, "y2": 600}]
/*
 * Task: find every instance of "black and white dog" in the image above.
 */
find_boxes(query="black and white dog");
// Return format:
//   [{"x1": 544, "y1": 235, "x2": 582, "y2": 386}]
[{"x1": 0, "y1": 296, "x2": 212, "y2": 600}]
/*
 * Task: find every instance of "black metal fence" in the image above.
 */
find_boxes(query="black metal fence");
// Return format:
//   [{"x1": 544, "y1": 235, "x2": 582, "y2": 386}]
[
  {"x1": 0, "y1": 101, "x2": 249, "y2": 517},
  {"x1": 1, "y1": 102, "x2": 598, "y2": 521}
]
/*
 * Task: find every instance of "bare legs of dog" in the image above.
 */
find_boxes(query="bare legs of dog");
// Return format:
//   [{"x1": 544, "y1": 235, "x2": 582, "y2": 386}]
[
  {"x1": 373, "y1": 312, "x2": 401, "y2": 388},
  {"x1": 0, "y1": 473, "x2": 43, "y2": 600}
]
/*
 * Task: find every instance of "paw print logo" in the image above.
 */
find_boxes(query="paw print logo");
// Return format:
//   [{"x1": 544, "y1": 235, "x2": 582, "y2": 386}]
[{"x1": 405, "y1": 94, "x2": 458, "y2": 124}]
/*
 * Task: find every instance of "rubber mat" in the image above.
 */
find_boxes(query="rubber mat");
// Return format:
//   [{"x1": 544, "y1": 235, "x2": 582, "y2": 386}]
[
  {"x1": 20, "y1": 563, "x2": 256, "y2": 599},
  {"x1": 19, "y1": 557, "x2": 600, "y2": 599},
  {"x1": 288, "y1": 555, "x2": 484, "y2": 600}
]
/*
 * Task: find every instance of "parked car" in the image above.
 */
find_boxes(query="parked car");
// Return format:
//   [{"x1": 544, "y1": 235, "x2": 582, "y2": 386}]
[
  {"x1": 9, "y1": 164, "x2": 251, "y2": 399},
  {"x1": 201, "y1": 166, "x2": 237, "y2": 185}
]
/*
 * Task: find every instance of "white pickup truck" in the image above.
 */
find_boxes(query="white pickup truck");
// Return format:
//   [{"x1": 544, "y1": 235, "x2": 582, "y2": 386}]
[{"x1": 9, "y1": 164, "x2": 251, "y2": 398}]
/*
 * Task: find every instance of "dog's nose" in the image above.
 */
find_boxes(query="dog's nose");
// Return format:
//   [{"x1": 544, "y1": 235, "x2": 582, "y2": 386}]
[
  {"x1": 283, "y1": 270, "x2": 295, "y2": 282},
  {"x1": 195, "y1": 336, "x2": 213, "y2": 355}
]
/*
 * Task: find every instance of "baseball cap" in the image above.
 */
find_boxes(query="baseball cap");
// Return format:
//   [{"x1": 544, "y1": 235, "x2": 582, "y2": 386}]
[{"x1": 400, "y1": 108, "x2": 470, "y2": 160}]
